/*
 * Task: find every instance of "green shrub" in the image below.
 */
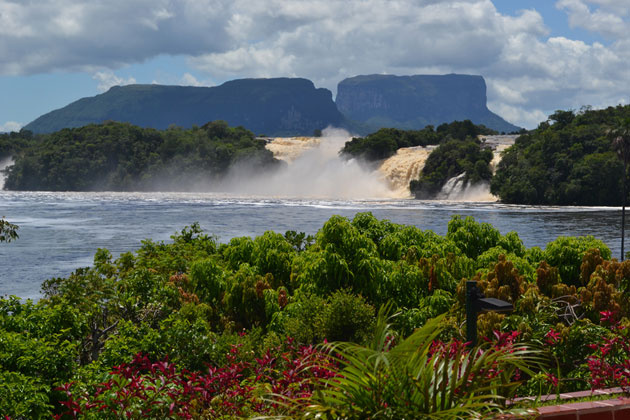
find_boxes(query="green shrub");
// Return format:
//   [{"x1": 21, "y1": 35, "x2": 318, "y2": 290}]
[
  {"x1": 321, "y1": 289, "x2": 375, "y2": 343},
  {"x1": 0, "y1": 370, "x2": 52, "y2": 420},
  {"x1": 544, "y1": 236, "x2": 611, "y2": 286}
]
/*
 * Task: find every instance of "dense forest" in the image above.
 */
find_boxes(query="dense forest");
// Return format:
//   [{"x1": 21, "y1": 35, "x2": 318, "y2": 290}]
[
  {"x1": 491, "y1": 106, "x2": 630, "y2": 205},
  {"x1": 0, "y1": 129, "x2": 36, "y2": 159},
  {"x1": 3, "y1": 121, "x2": 281, "y2": 191},
  {"x1": 2, "y1": 213, "x2": 630, "y2": 418}
]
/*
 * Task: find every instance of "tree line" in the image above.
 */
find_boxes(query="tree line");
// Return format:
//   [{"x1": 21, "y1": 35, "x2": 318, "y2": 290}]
[{"x1": 2, "y1": 120, "x2": 281, "y2": 191}]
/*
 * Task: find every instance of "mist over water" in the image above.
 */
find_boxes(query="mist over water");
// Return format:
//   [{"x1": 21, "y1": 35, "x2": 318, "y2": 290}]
[{"x1": 220, "y1": 128, "x2": 395, "y2": 198}]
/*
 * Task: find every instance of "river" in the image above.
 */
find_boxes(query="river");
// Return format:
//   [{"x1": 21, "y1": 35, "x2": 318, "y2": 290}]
[{"x1": 0, "y1": 190, "x2": 623, "y2": 300}]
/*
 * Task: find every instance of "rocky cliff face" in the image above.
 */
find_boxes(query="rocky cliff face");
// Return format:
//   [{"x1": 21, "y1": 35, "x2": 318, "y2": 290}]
[
  {"x1": 336, "y1": 74, "x2": 520, "y2": 133},
  {"x1": 25, "y1": 78, "x2": 345, "y2": 136}
]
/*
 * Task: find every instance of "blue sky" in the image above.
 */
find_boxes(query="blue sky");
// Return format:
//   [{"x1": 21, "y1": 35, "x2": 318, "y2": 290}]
[{"x1": 1, "y1": 0, "x2": 630, "y2": 131}]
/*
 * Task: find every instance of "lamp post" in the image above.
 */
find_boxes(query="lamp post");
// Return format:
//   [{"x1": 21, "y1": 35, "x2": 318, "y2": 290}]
[
  {"x1": 465, "y1": 280, "x2": 513, "y2": 347},
  {"x1": 609, "y1": 118, "x2": 630, "y2": 261}
]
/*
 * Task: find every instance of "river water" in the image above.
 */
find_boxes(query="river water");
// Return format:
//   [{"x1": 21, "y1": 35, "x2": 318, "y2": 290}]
[{"x1": 0, "y1": 190, "x2": 623, "y2": 300}]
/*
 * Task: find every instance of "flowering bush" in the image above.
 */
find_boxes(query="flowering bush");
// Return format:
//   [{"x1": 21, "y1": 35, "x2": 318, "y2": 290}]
[
  {"x1": 586, "y1": 311, "x2": 630, "y2": 392},
  {"x1": 56, "y1": 339, "x2": 337, "y2": 419}
]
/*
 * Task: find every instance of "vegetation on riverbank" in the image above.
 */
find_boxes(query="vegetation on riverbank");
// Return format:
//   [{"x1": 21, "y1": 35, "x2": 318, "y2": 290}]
[
  {"x1": 2, "y1": 214, "x2": 630, "y2": 418},
  {"x1": 491, "y1": 106, "x2": 630, "y2": 205},
  {"x1": 3, "y1": 120, "x2": 281, "y2": 191}
]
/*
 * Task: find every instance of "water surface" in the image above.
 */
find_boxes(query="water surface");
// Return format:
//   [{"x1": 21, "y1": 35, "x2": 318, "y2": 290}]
[{"x1": 0, "y1": 191, "x2": 623, "y2": 300}]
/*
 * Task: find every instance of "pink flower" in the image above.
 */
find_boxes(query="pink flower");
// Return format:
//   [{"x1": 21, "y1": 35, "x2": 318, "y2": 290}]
[{"x1": 545, "y1": 328, "x2": 561, "y2": 345}]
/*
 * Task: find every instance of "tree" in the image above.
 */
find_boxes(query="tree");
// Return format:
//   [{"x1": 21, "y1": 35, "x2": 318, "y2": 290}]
[
  {"x1": 0, "y1": 217, "x2": 18, "y2": 242},
  {"x1": 609, "y1": 117, "x2": 630, "y2": 260}
]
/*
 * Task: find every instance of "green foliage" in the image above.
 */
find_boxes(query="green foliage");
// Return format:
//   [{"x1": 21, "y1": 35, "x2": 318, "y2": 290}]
[
  {"x1": 411, "y1": 138, "x2": 493, "y2": 198},
  {"x1": 491, "y1": 106, "x2": 630, "y2": 205},
  {"x1": 3, "y1": 214, "x2": 629, "y2": 417},
  {"x1": 271, "y1": 290, "x2": 375, "y2": 344},
  {"x1": 0, "y1": 129, "x2": 37, "y2": 159},
  {"x1": 0, "y1": 217, "x2": 19, "y2": 242},
  {"x1": 446, "y1": 215, "x2": 524, "y2": 259},
  {"x1": 305, "y1": 314, "x2": 542, "y2": 420},
  {"x1": 4, "y1": 120, "x2": 281, "y2": 191},
  {"x1": 543, "y1": 236, "x2": 611, "y2": 286},
  {"x1": 396, "y1": 290, "x2": 455, "y2": 336},
  {"x1": 0, "y1": 370, "x2": 52, "y2": 419},
  {"x1": 320, "y1": 289, "x2": 375, "y2": 343}
]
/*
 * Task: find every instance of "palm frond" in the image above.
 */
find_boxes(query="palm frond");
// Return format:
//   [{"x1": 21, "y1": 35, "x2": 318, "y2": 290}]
[{"x1": 304, "y1": 312, "x2": 544, "y2": 420}]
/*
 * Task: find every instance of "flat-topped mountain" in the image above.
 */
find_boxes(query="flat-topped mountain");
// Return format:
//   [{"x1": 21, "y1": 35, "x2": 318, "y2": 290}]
[
  {"x1": 25, "y1": 78, "x2": 345, "y2": 136},
  {"x1": 336, "y1": 74, "x2": 520, "y2": 133},
  {"x1": 24, "y1": 74, "x2": 520, "y2": 135}
]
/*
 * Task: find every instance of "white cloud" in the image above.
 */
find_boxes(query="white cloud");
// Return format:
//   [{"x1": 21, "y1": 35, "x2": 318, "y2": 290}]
[
  {"x1": 0, "y1": 0, "x2": 235, "y2": 75},
  {"x1": 3, "y1": 0, "x2": 630, "y2": 128},
  {"x1": 179, "y1": 73, "x2": 213, "y2": 87},
  {"x1": 556, "y1": 0, "x2": 628, "y2": 39},
  {"x1": 92, "y1": 71, "x2": 136, "y2": 92},
  {"x1": 0, "y1": 121, "x2": 22, "y2": 133}
]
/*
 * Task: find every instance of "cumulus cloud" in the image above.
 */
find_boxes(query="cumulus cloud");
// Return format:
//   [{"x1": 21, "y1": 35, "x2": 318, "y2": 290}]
[
  {"x1": 556, "y1": 0, "x2": 629, "y2": 39},
  {"x1": 0, "y1": 121, "x2": 22, "y2": 133},
  {"x1": 3, "y1": 0, "x2": 630, "y2": 128},
  {"x1": 0, "y1": 0, "x2": 235, "y2": 75},
  {"x1": 93, "y1": 71, "x2": 136, "y2": 92},
  {"x1": 179, "y1": 73, "x2": 213, "y2": 87}
]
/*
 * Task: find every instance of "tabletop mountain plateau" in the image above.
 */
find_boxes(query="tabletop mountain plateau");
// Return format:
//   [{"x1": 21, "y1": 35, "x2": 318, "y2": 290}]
[
  {"x1": 24, "y1": 75, "x2": 520, "y2": 136},
  {"x1": 24, "y1": 78, "x2": 345, "y2": 136},
  {"x1": 336, "y1": 74, "x2": 520, "y2": 134}
]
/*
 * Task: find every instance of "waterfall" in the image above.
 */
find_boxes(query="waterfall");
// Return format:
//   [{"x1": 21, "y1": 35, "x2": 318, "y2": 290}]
[
  {"x1": 377, "y1": 146, "x2": 436, "y2": 198},
  {"x1": 264, "y1": 137, "x2": 322, "y2": 163},
  {"x1": 261, "y1": 133, "x2": 516, "y2": 199},
  {"x1": 481, "y1": 135, "x2": 517, "y2": 174},
  {"x1": 435, "y1": 173, "x2": 495, "y2": 202},
  {"x1": 0, "y1": 156, "x2": 13, "y2": 190},
  {"x1": 434, "y1": 135, "x2": 518, "y2": 202}
]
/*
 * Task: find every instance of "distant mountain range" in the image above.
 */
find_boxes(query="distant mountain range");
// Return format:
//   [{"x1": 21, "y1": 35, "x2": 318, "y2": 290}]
[{"x1": 24, "y1": 74, "x2": 520, "y2": 135}]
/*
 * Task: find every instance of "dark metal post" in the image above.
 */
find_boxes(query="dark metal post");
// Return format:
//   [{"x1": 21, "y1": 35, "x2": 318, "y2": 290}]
[
  {"x1": 466, "y1": 280, "x2": 478, "y2": 347},
  {"x1": 465, "y1": 280, "x2": 513, "y2": 347}
]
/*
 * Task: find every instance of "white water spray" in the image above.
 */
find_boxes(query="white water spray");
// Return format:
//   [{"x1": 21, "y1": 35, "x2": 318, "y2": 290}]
[
  {"x1": 436, "y1": 173, "x2": 496, "y2": 202},
  {"x1": 0, "y1": 156, "x2": 13, "y2": 190},
  {"x1": 221, "y1": 128, "x2": 395, "y2": 199}
]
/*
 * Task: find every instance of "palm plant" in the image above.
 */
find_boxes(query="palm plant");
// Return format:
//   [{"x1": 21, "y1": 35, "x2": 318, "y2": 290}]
[
  {"x1": 609, "y1": 117, "x2": 630, "y2": 260},
  {"x1": 302, "y1": 309, "x2": 543, "y2": 420}
]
